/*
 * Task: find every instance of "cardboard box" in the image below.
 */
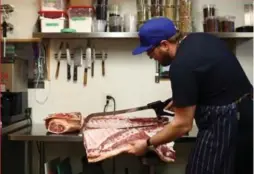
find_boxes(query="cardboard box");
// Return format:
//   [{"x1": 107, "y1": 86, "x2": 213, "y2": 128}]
[{"x1": 69, "y1": 0, "x2": 93, "y2": 6}]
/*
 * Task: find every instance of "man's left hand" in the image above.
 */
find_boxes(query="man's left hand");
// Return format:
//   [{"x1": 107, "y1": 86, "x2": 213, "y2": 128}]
[{"x1": 127, "y1": 139, "x2": 148, "y2": 156}]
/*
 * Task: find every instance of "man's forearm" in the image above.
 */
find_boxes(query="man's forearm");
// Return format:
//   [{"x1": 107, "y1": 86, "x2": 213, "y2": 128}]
[{"x1": 150, "y1": 120, "x2": 192, "y2": 147}]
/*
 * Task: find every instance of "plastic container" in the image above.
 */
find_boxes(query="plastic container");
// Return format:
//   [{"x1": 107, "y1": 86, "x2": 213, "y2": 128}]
[
  {"x1": 68, "y1": 6, "x2": 94, "y2": 32},
  {"x1": 41, "y1": 0, "x2": 65, "y2": 11},
  {"x1": 39, "y1": 11, "x2": 65, "y2": 33}
]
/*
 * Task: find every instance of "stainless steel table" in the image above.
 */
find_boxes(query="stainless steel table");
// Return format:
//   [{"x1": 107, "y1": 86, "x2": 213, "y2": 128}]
[
  {"x1": 9, "y1": 124, "x2": 82, "y2": 174},
  {"x1": 9, "y1": 124, "x2": 198, "y2": 174}
]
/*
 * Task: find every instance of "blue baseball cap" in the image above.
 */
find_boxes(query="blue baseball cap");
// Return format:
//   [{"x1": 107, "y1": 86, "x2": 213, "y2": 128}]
[{"x1": 132, "y1": 17, "x2": 177, "y2": 55}]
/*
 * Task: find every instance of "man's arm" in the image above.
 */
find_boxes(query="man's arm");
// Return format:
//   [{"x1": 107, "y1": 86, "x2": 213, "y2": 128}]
[{"x1": 150, "y1": 105, "x2": 196, "y2": 146}]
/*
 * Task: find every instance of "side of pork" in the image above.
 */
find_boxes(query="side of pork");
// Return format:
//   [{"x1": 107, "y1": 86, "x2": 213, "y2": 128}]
[
  {"x1": 45, "y1": 112, "x2": 82, "y2": 134},
  {"x1": 83, "y1": 124, "x2": 175, "y2": 163}
]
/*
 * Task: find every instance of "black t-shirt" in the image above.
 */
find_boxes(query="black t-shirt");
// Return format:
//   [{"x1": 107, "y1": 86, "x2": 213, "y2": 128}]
[{"x1": 169, "y1": 33, "x2": 253, "y2": 107}]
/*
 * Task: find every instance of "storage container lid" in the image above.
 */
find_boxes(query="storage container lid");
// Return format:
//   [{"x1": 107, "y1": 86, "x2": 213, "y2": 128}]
[{"x1": 38, "y1": 11, "x2": 66, "y2": 18}]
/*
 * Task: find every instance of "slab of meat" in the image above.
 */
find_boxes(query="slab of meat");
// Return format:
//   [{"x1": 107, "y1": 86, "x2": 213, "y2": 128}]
[
  {"x1": 83, "y1": 124, "x2": 175, "y2": 163},
  {"x1": 85, "y1": 115, "x2": 168, "y2": 129},
  {"x1": 45, "y1": 112, "x2": 82, "y2": 134}
]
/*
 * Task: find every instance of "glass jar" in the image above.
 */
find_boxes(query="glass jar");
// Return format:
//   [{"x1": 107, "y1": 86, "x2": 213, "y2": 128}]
[
  {"x1": 203, "y1": 4, "x2": 216, "y2": 20},
  {"x1": 137, "y1": 4, "x2": 151, "y2": 21},
  {"x1": 179, "y1": 17, "x2": 192, "y2": 32},
  {"x1": 179, "y1": 0, "x2": 192, "y2": 18},
  {"x1": 219, "y1": 16, "x2": 235, "y2": 32},
  {"x1": 108, "y1": 4, "x2": 121, "y2": 16},
  {"x1": 205, "y1": 16, "x2": 219, "y2": 32},
  {"x1": 151, "y1": 4, "x2": 164, "y2": 17},
  {"x1": 164, "y1": 5, "x2": 176, "y2": 20}
]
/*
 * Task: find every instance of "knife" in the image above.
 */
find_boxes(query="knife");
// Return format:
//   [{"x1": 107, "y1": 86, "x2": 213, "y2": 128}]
[
  {"x1": 102, "y1": 50, "x2": 105, "y2": 76},
  {"x1": 55, "y1": 42, "x2": 64, "y2": 79},
  {"x1": 84, "y1": 41, "x2": 91, "y2": 86},
  {"x1": 84, "y1": 100, "x2": 174, "y2": 124},
  {"x1": 66, "y1": 43, "x2": 71, "y2": 81},
  {"x1": 91, "y1": 46, "x2": 95, "y2": 77}
]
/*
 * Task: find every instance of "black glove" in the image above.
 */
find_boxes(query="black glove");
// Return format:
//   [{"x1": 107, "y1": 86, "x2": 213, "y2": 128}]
[{"x1": 147, "y1": 98, "x2": 174, "y2": 118}]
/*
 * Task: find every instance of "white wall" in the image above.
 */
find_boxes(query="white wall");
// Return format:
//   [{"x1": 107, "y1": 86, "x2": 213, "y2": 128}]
[{"x1": 3, "y1": 0, "x2": 253, "y2": 174}]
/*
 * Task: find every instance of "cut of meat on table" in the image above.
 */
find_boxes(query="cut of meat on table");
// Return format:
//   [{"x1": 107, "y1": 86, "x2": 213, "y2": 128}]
[
  {"x1": 83, "y1": 125, "x2": 175, "y2": 163},
  {"x1": 84, "y1": 115, "x2": 168, "y2": 129},
  {"x1": 45, "y1": 112, "x2": 82, "y2": 134}
]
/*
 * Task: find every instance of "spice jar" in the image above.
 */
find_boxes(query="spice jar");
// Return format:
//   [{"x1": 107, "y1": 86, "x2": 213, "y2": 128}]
[
  {"x1": 151, "y1": 0, "x2": 163, "y2": 5},
  {"x1": 109, "y1": 15, "x2": 122, "y2": 32},
  {"x1": 205, "y1": 16, "x2": 219, "y2": 32},
  {"x1": 164, "y1": 5, "x2": 176, "y2": 20},
  {"x1": 219, "y1": 16, "x2": 235, "y2": 32},
  {"x1": 137, "y1": 4, "x2": 151, "y2": 21},
  {"x1": 151, "y1": 4, "x2": 163, "y2": 17},
  {"x1": 179, "y1": 0, "x2": 192, "y2": 18},
  {"x1": 136, "y1": 0, "x2": 149, "y2": 6},
  {"x1": 179, "y1": 17, "x2": 192, "y2": 32},
  {"x1": 203, "y1": 4, "x2": 216, "y2": 20}
]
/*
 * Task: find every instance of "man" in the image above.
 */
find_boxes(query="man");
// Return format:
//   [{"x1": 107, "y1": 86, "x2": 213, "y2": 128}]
[{"x1": 128, "y1": 17, "x2": 253, "y2": 174}]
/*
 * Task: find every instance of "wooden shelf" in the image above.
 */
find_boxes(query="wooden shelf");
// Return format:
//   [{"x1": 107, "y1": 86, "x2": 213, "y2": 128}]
[
  {"x1": 32, "y1": 32, "x2": 254, "y2": 39},
  {"x1": 0, "y1": 38, "x2": 41, "y2": 43}
]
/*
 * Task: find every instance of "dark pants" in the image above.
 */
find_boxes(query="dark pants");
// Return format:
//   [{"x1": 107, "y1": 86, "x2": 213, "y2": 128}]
[{"x1": 185, "y1": 96, "x2": 253, "y2": 174}]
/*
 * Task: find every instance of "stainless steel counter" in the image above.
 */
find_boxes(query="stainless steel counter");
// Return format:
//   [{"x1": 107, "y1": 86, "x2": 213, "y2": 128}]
[
  {"x1": 9, "y1": 124, "x2": 82, "y2": 142},
  {"x1": 9, "y1": 124, "x2": 198, "y2": 142}
]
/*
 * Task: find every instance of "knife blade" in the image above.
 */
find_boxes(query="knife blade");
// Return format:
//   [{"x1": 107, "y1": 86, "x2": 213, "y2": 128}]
[
  {"x1": 55, "y1": 42, "x2": 64, "y2": 79},
  {"x1": 84, "y1": 41, "x2": 91, "y2": 86},
  {"x1": 102, "y1": 50, "x2": 105, "y2": 76},
  {"x1": 84, "y1": 100, "x2": 173, "y2": 123},
  {"x1": 66, "y1": 43, "x2": 71, "y2": 81},
  {"x1": 91, "y1": 46, "x2": 95, "y2": 77}
]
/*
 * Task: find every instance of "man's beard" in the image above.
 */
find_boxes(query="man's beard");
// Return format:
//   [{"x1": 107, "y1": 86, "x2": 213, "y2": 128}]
[{"x1": 159, "y1": 51, "x2": 174, "y2": 66}]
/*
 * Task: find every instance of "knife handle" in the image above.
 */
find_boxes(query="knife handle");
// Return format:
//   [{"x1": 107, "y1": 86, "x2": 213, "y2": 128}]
[
  {"x1": 67, "y1": 64, "x2": 71, "y2": 80},
  {"x1": 55, "y1": 62, "x2": 60, "y2": 79},
  {"x1": 83, "y1": 69, "x2": 88, "y2": 86},
  {"x1": 73, "y1": 66, "x2": 78, "y2": 82},
  {"x1": 91, "y1": 62, "x2": 94, "y2": 77},
  {"x1": 102, "y1": 61, "x2": 105, "y2": 76}
]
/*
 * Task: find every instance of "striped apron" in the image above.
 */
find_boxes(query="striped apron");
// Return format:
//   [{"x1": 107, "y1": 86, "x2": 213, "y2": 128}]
[{"x1": 185, "y1": 94, "x2": 253, "y2": 174}]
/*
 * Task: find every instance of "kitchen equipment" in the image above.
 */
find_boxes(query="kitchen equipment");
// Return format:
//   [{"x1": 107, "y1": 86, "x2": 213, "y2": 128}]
[
  {"x1": 236, "y1": 4, "x2": 253, "y2": 32},
  {"x1": 91, "y1": 46, "x2": 95, "y2": 77},
  {"x1": 84, "y1": 100, "x2": 174, "y2": 125},
  {"x1": 101, "y1": 50, "x2": 105, "y2": 76},
  {"x1": 55, "y1": 42, "x2": 64, "y2": 79},
  {"x1": 155, "y1": 61, "x2": 160, "y2": 83},
  {"x1": 1, "y1": 57, "x2": 28, "y2": 92},
  {"x1": 84, "y1": 41, "x2": 91, "y2": 86},
  {"x1": 73, "y1": 47, "x2": 83, "y2": 82},
  {"x1": 68, "y1": 6, "x2": 94, "y2": 32},
  {"x1": 66, "y1": 43, "x2": 71, "y2": 81},
  {"x1": 1, "y1": 91, "x2": 29, "y2": 126}
]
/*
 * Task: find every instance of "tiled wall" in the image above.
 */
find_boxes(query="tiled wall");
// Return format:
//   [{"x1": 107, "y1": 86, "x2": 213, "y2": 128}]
[{"x1": 3, "y1": 0, "x2": 253, "y2": 173}]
